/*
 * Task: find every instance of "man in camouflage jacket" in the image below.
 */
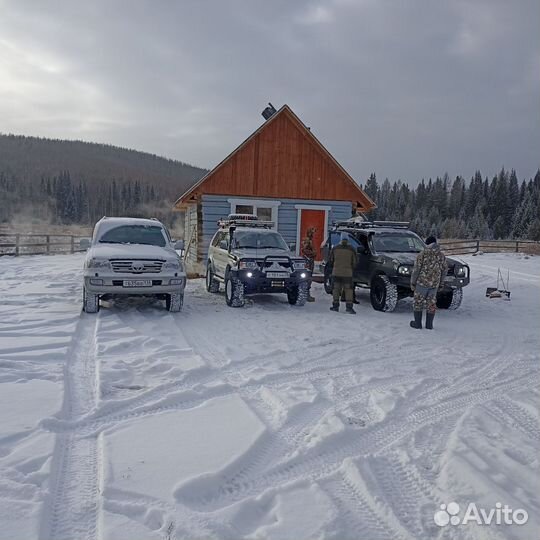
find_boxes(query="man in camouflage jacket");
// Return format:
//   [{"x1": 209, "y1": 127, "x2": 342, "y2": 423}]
[
  {"x1": 410, "y1": 235, "x2": 447, "y2": 329},
  {"x1": 301, "y1": 227, "x2": 317, "y2": 302}
]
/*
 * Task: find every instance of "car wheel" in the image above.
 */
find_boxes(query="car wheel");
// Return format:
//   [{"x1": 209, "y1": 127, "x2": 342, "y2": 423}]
[
  {"x1": 83, "y1": 287, "x2": 99, "y2": 313},
  {"x1": 225, "y1": 274, "x2": 245, "y2": 307},
  {"x1": 323, "y1": 271, "x2": 333, "y2": 295},
  {"x1": 206, "y1": 263, "x2": 220, "y2": 293},
  {"x1": 436, "y1": 287, "x2": 463, "y2": 310},
  {"x1": 370, "y1": 275, "x2": 398, "y2": 312},
  {"x1": 166, "y1": 292, "x2": 183, "y2": 312},
  {"x1": 287, "y1": 282, "x2": 308, "y2": 306}
]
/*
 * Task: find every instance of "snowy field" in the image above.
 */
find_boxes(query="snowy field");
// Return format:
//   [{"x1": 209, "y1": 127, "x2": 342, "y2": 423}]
[{"x1": 0, "y1": 252, "x2": 538, "y2": 540}]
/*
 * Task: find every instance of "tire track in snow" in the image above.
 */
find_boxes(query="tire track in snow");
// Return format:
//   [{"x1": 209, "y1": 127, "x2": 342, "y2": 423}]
[
  {"x1": 41, "y1": 313, "x2": 102, "y2": 540},
  {"x1": 173, "y1": 371, "x2": 536, "y2": 512}
]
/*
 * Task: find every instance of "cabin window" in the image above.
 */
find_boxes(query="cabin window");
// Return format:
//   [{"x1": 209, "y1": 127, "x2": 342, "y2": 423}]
[
  {"x1": 228, "y1": 199, "x2": 280, "y2": 228},
  {"x1": 256, "y1": 207, "x2": 272, "y2": 221},
  {"x1": 235, "y1": 204, "x2": 254, "y2": 215}
]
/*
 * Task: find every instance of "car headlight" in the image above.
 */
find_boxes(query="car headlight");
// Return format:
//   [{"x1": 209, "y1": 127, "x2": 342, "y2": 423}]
[
  {"x1": 456, "y1": 265, "x2": 467, "y2": 277},
  {"x1": 86, "y1": 258, "x2": 111, "y2": 269},
  {"x1": 239, "y1": 260, "x2": 258, "y2": 269},
  {"x1": 163, "y1": 261, "x2": 181, "y2": 270},
  {"x1": 293, "y1": 260, "x2": 307, "y2": 270},
  {"x1": 398, "y1": 265, "x2": 411, "y2": 275}
]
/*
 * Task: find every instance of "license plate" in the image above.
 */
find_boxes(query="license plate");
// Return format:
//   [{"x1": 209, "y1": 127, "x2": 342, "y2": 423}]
[
  {"x1": 266, "y1": 272, "x2": 288, "y2": 278},
  {"x1": 271, "y1": 280, "x2": 285, "y2": 287},
  {"x1": 123, "y1": 279, "x2": 152, "y2": 287}
]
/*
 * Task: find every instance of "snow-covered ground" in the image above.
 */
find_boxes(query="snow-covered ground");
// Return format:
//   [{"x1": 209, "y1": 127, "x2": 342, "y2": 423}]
[{"x1": 0, "y1": 252, "x2": 538, "y2": 540}]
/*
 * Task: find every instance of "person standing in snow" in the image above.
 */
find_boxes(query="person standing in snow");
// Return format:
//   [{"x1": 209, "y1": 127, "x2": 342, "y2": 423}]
[
  {"x1": 410, "y1": 235, "x2": 447, "y2": 329},
  {"x1": 328, "y1": 233, "x2": 357, "y2": 314},
  {"x1": 301, "y1": 227, "x2": 317, "y2": 302}
]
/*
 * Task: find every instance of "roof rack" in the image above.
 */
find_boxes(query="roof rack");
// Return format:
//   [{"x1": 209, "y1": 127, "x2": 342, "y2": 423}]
[
  {"x1": 372, "y1": 220, "x2": 410, "y2": 228},
  {"x1": 332, "y1": 220, "x2": 410, "y2": 230},
  {"x1": 218, "y1": 214, "x2": 275, "y2": 229}
]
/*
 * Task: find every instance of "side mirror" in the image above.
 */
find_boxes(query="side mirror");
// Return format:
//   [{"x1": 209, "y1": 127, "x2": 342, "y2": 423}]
[
  {"x1": 219, "y1": 240, "x2": 228, "y2": 250},
  {"x1": 288, "y1": 242, "x2": 296, "y2": 252},
  {"x1": 174, "y1": 240, "x2": 184, "y2": 251},
  {"x1": 79, "y1": 238, "x2": 91, "y2": 250}
]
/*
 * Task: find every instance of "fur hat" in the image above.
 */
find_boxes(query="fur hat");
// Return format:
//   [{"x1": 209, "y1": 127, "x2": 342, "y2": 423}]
[{"x1": 425, "y1": 235, "x2": 437, "y2": 245}]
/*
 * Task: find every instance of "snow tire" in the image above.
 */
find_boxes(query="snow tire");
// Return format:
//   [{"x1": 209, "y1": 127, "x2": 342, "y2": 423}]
[
  {"x1": 370, "y1": 275, "x2": 398, "y2": 312},
  {"x1": 437, "y1": 287, "x2": 463, "y2": 310},
  {"x1": 287, "y1": 281, "x2": 308, "y2": 306},
  {"x1": 225, "y1": 274, "x2": 245, "y2": 307},
  {"x1": 166, "y1": 292, "x2": 184, "y2": 312},
  {"x1": 83, "y1": 287, "x2": 99, "y2": 313},
  {"x1": 323, "y1": 271, "x2": 333, "y2": 295},
  {"x1": 206, "y1": 263, "x2": 220, "y2": 293}
]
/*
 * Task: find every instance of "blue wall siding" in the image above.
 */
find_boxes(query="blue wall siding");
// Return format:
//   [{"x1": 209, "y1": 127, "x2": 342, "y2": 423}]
[{"x1": 198, "y1": 194, "x2": 352, "y2": 262}]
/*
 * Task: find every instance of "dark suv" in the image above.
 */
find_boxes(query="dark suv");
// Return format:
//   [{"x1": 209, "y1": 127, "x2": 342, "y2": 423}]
[
  {"x1": 206, "y1": 214, "x2": 312, "y2": 307},
  {"x1": 321, "y1": 220, "x2": 470, "y2": 312}
]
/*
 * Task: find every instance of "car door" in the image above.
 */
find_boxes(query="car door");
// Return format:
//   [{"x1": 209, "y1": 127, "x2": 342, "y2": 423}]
[
  {"x1": 212, "y1": 231, "x2": 228, "y2": 278},
  {"x1": 349, "y1": 233, "x2": 371, "y2": 285},
  {"x1": 322, "y1": 231, "x2": 341, "y2": 275}
]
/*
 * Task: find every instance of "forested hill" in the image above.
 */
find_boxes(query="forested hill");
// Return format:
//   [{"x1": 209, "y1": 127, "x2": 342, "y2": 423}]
[{"x1": 0, "y1": 133, "x2": 207, "y2": 229}]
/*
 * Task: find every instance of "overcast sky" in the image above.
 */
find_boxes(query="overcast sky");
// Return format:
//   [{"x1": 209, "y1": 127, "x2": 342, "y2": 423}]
[{"x1": 1, "y1": 0, "x2": 538, "y2": 185}]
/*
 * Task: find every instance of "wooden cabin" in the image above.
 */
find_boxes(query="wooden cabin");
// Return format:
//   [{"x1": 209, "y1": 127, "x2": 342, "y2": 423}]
[{"x1": 174, "y1": 104, "x2": 375, "y2": 274}]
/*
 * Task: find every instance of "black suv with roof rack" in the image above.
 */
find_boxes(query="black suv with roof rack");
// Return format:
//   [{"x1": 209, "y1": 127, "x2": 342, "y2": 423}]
[
  {"x1": 206, "y1": 214, "x2": 312, "y2": 307},
  {"x1": 321, "y1": 220, "x2": 470, "y2": 312}
]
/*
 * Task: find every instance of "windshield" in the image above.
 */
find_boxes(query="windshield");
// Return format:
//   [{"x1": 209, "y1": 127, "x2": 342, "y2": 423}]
[
  {"x1": 372, "y1": 233, "x2": 425, "y2": 253},
  {"x1": 98, "y1": 225, "x2": 167, "y2": 247},
  {"x1": 233, "y1": 231, "x2": 288, "y2": 250}
]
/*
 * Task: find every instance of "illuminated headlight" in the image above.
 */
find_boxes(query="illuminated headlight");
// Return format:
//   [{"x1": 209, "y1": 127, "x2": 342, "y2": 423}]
[
  {"x1": 239, "y1": 260, "x2": 258, "y2": 269},
  {"x1": 86, "y1": 258, "x2": 111, "y2": 269},
  {"x1": 398, "y1": 265, "x2": 411, "y2": 275},
  {"x1": 293, "y1": 260, "x2": 307, "y2": 270},
  {"x1": 170, "y1": 278, "x2": 185, "y2": 286},
  {"x1": 163, "y1": 261, "x2": 181, "y2": 270},
  {"x1": 456, "y1": 266, "x2": 467, "y2": 277},
  {"x1": 246, "y1": 272, "x2": 253, "y2": 278},
  {"x1": 300, "y1": 272, "x2": 307, "y2": 279}
]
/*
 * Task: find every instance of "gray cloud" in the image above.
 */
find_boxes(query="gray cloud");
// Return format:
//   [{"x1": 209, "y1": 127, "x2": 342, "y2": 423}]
[{"x1": 0, "y1": 0, "x2": 538, "y2": 184}]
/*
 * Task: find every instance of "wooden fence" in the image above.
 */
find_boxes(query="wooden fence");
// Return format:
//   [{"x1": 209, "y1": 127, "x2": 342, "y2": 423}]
[
  {"x1": 439, "y1": 239, "x2": 540, "y2": 255},
  {"x1": 0, "y1": 233, "x2": 89, "y2": 256},
  {"x1": 1, "y1": 233, "x2": 539, "y2": 257}
]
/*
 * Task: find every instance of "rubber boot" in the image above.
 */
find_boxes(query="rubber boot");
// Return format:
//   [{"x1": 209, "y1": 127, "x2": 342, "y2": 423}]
[
  {"x1": 425, "y1": 312, "x2": 435, "y2": 330},
  {"x1": 410, "y1": 311, "x2": 423, "y2": 329},
  {"x1": 307, "y1": 294, "x2": 316, "y2": 302},
  {"x1": 345, "y1": 303, "x2": 356, "y2": 314},
  {"x1": 330, "y1": 302, "x2": 339, "y2": 312}
]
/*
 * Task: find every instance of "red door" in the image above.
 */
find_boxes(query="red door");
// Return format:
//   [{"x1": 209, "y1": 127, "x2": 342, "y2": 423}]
[{"x1": 299, "y1": 209, "x2": 326, "y2": 261}]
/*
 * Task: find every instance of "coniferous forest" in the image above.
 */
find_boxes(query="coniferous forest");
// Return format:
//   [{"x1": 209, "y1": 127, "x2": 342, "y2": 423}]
[
  {"x1": 1, "y1": 133, "x2": 538, "y2": 240},
  {"x1": 0, "y1": 134, "x2": 207, "y2": 231},
  {"x1": 363, "y1": 169, "x2": 540, "y2": 240}
]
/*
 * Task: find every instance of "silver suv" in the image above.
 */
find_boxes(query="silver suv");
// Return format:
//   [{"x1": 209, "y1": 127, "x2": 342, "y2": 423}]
[
  {"x1": 82, "y1": 217, "x2": 186, "y2": 313},
  {"x1": 206, "y1": 214, "x2": 311, "y2": 307}
]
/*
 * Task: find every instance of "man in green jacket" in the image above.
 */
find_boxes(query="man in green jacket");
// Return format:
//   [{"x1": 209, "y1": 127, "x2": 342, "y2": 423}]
[{"x1": 328, "y1": 233, "x2": 357, "y2": 314}]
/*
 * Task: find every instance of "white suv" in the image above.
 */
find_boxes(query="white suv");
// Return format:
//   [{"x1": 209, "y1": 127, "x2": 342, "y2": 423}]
[{"x1": 82, "y1": 217, "x2": 186, "y2": 313}]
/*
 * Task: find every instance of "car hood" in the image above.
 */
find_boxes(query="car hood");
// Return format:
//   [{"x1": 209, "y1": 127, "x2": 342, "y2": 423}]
[
  {"x1": 233, "y1": 248, "x2": 297, "y2": 260},
  {"x1": 89, "y1": 243, "x2": 178, "y2": 260},
  {"x1": 446, "y1": 256, "x2": 467, "y2": 268},
  {"x1": 384, "y1": 252, "x2": 419, "y2": 265},
  {"x1": 383, "y1": 252, "x2": 468, "y2": 269}
]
